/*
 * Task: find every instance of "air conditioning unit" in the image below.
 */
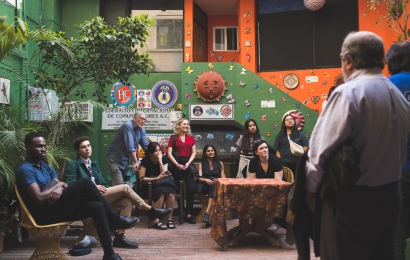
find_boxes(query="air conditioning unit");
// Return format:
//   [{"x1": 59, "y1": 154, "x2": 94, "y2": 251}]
[
  {"x1": 29, "y1": 88, "x2": 59, "y2": 122},
  {"x1": 62, "y1": 101, "x2": 93, "y2": 122}
]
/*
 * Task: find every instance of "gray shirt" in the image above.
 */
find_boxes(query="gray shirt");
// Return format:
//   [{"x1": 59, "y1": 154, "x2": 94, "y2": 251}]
[
  {"x1": 306, "y1": 68, "x2": 410, "y2": 193},
  {"x1": 107, "y1": 120, "x2": 149, "y2": 170}
]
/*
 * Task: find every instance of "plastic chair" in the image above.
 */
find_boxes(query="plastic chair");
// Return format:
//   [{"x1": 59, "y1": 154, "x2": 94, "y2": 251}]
[{"x1": 14, "y1": 185, "x2": 71, "y2": 260}]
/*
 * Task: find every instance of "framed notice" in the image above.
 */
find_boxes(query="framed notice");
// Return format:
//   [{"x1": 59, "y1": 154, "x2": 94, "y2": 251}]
[
  {"x1": 190, "y1": 104, "x2": 234, "y2": 120},
  {"x1": 0, "y1": 77, "x2": 10, "y2": 105}
]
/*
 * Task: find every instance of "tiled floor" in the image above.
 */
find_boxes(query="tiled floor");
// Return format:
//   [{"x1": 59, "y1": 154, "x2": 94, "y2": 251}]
[{"x1": 0, "y1": 217, "x2": 320, "y2": 259}]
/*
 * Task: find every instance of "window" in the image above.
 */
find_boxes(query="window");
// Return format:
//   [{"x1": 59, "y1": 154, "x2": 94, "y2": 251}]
[
  {"x1": 157, "y1": 19, "x2": 183, "y2": 49},
  {"x1": 257, "y1": 0, "x2": 358, "y2": 71},
  {"x1": 213, "y1": 27, "x2": 238, "y2": 51}
]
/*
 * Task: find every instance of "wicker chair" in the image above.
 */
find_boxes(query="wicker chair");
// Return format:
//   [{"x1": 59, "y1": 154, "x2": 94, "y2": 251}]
[
  {"x1": 283, "y1": 166, "x2": 294, "y2": 184},
  {"x1": 73, "y1": 218, "x2": 102, "y2": 247},
  {"x1": 14, "y1": 185, "x2": 71, "y2": 260},
  {"x1": 195, "y1": 194, "x2": 209, "y2": 223}
]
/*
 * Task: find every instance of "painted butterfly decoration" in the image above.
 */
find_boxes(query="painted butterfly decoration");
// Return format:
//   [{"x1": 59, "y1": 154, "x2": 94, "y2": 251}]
[
  {"x1": 244, "y1": 100, "x2": 251, "y2": 107},
  {"x1": 241, "y1": 68, "x2": 247, "y2": 75},
  {"x1": 284, "y1": 91, "x2": 289, "y2": 95},
  {"x1": 239, "y1": 81, "x2": 246, "y2": 87},
  {"x1": 269, "y1": 88, "x2": 273, "y2": 93},
  {"x1": 273, "y1": 124, "x2": 278, "y2": 130},
  {"x1": 261, "y1": 114, "x2": 267, "y2": 122},
  {"x1": 230, "y1": 58, "x2": 234, "y2": 62},
  {"x1": 208, "y1": 63, "x2": 214, "y2": 69},
  {"x1": 229, "y1": 65, "x2": 233, "y2": 71},
  {"x1": 185, "y1": 66, "x2": 194, "y2": 74},
  {"x1": 185, "y1": 93, "x2": 192, "y2": 99},
  {"x1": 226, "y1": 134, "x2": 234, "y2": 140},
  {"x1": 275, "y1": 110, "x2": 278, "y2": 115},
  {"x1": 303, "y1": 99, "x2": 309, "y2": 105},
  {"x1": 266, "y1": 132, "x2": 271, "y2": 137},
  {"x1": 296, "y1": 103, "x2": 301, "y2": 108},
  {"x1": 229, "y1": 82, "x2": 234, "y2": 86},
  {"x1": 226, "y1": 93, "x2": 236, "y2": 104},
  {"x1": 282, "y1": 97, "x2": 287, "y2": 102},
  {"x1": 216, "y1": 55, "x2": 224, "y2": 62},
  {"x1": 323, "y1": 81, "x2": 328, "y2": 86},
  {"x1": 253, "y1": 84, "x2": 259, "y2": 89},
  {"x1": 243, "y1": 111, "x2": 250, "y2": 119},
  {"x1": 184, "y1": 81, "x2": 189, "y2": 86},
  {"x1": 210, "y1": 52, "x2": 215, "y2": 56}
]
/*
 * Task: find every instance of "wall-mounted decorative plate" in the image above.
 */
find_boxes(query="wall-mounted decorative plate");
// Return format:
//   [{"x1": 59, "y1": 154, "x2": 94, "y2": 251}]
[{"x1": 283, "y1": 73, "x2": 299, "y2": 90}]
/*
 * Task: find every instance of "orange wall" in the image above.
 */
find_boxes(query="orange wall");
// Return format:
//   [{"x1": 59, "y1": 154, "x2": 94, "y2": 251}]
[
  {"x1": 184, "y1": 0, "x2": 194, "y2": 62},
  {"x1": 256, "y1": 0, "x2": 402, "y2": 113},
  {"x1": 207, "y1": 15, "x2": 239, "y2": 62},
  {"x1": 238, "y1": 0, "x2": 257, "y2": 71}
]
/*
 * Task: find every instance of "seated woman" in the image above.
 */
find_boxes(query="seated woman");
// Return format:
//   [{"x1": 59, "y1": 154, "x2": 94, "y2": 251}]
[
  {"x1": 196, "y1": 144, "x2": 225, "y2": 226},
  {"x1": 248, "y1": 140, "x2": 284, "y2": 233},
  {"x1": 248, "y1": 140, "x2": 283, "y2": 180},
  {"x1": 139, "y1": 142, "x2": 177, "y2": 230}
]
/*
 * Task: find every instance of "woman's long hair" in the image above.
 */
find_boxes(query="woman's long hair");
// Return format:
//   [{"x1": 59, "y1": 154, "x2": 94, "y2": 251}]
[
  {"x1": 147, "y1": 142, "x2": 161, "y2": 161},
  {"x1": 277, "y1": 114, "x2": 299, "y2": 143},
  {"x1": 241, "y1": 119, "x2": 262, "y2": 153},
  {"x1": 201, "y1": 144, "x2": 221, "y2": 174},
  {"x1": 173, "y1": 118, "x2": 192, "y2": 136}
]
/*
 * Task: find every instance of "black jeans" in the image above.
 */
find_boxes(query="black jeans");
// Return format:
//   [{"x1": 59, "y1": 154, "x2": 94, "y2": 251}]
[
  {"x1": 34, "y1": 178, "x2": 120, "y2": 247},
  {"x1": 174, "y1": 156, "x2": 195, "y2": 215},
  {"x1": 395, "y1": 170, "x2": 410, "y2": 260}
]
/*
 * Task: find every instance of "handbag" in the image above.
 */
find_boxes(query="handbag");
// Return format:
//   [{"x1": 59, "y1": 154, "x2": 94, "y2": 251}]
[
  {"x1": 188, "y1": 163, "x2": 199, "y2": 176},
  {"x1": 149, "y1": 175, "x2": 177, "y2": 190},
  {"x1": 288, "y1": 134, "x2": 304, "y2": 157}
]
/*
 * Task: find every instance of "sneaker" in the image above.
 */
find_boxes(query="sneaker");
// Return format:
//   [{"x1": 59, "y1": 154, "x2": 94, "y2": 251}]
[
  {"x1": 202, "y1": 212, "x2": 210, "y2": 223},
  {"x1": 184, "y1": 215, "x2": 196, "y2": 224}
]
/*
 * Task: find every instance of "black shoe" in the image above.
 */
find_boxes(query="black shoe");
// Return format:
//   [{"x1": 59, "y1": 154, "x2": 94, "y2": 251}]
[
  {"x1": 202, "y1": 212, "x2": 210, "y2": 223},
  {"x1": 113, "y1": 233, "x2": 139, "y2": 249},
  {"x1": 205, "y1": 223, "x2": 212, "y2": 228},
  {"x1": 102, "y1": 253, "x2": 123, "y2": 260},
  {"x1": 110, "y1": 216, "x2": 140, "y2": 231},
  {"x1": 147, "y1": 207, "x2": 172, "y2": 220},
  {"x1": 184, "y1": 215, "x2": 196, "y2": 224}
]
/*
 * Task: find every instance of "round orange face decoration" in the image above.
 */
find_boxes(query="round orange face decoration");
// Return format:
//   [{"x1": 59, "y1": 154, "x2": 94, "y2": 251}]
[{"x1": 194, "y1": 70, "x2": 227, "y2": 102}]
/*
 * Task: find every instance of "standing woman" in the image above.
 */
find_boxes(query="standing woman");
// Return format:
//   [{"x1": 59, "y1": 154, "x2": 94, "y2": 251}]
[
  {"x1": 235, "y1": 119, "x2": 264, "y2": 178},
  {"x1": 273, "y1": 114, "x2": 309, "y2": 174},
  {"x1": 196, "y1": 144, "x2": 225, "y2": 225},
  {"x1": 167, "y1": 118, "x2": 197, "y2": 224}
]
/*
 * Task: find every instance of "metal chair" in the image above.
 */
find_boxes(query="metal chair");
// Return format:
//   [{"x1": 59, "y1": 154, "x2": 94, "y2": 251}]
[{"x1": 15, "y1": 185, "x2": 71, "y2": 260}]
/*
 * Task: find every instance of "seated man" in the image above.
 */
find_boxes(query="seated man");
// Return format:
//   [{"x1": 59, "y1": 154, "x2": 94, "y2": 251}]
[
  {"x1": 16, "y1": 132, "x2": 140, "y2": 260},
  {"x1": 64, "y1": 136, "x2": 172, "y2": 248}
]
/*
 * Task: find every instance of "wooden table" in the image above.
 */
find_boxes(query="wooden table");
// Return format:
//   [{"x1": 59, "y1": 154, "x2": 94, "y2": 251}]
[{"x1": 210, "y1": 178, "x2": 292, "y2": 248}]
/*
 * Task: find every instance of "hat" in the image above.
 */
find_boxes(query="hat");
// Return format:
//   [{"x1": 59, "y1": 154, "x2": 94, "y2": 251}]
[{"x1": 282, "y1": 110, "x2": 297, "y2": 122}]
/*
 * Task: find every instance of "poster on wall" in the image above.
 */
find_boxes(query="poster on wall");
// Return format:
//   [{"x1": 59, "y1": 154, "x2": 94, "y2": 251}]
[
  {"x1": 138, "y1": 134, "x2": 172, "y2": 158},
  {"x1": 189, "y1": 104, "x2": 234, "y2": 120},
  {"x1": 136, "y1": 89, "x2": 151, "y2": 108},
  {"x1": 101, "y1": 108, "x2": 175, "y2": 130},
  {"x1": 0, "y1": 77, "x2": 10, "y2": 105}
]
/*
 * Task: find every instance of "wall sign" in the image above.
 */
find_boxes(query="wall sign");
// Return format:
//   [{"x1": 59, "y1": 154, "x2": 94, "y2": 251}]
[
  {"x1": 190, "y1": 104, "x2": 233, "y2": 120},
  {"x1": 151, "y1": 80, "x2": 178, "y2": 109},
  {"x1": 110, "y1": 82, "x2": 136, "y2": 108},
  {"x1": 102, "y1": 108, "x2": 180, "y2": 130},
  {"x1": 136, "y1": 89, "x2": 151, "y2": 108}
]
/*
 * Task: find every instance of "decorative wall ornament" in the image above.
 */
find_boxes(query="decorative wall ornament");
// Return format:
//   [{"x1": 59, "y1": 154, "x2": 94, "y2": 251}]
[
  {"x1": 244, "y1": 39, "x2": 251, "y2": 47},
  {"x1": 284, "y1": 73, "x2": 299, "y2": 89},
  {"x1": 194, "y1": 70, "x2": 227, "y2": 102},
  {"x1": 185, "y1": 40, "x2": 191, "y2": 48},
  {"x1": 151, "y1": 80, "x2": 178, "y2": 109},
  {"x1": 0, "y1": 77, "x2": 10, "y2": 105},
  {"x1": 110, "y1": 82, "x2": 136, "y2": 108},
  {"x1": 245, "y1": 28, "x2": 251, "y2": 34},
  {"x1": 304, "y1": 0, "x2": 325, "y2": 11}
]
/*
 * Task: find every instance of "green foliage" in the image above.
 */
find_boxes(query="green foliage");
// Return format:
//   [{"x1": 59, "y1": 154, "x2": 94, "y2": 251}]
[
  {"x1": 33, "y1": 15, "x2": 152, "y2": 105},
  {"x1": 0, "y1": 15, "x2": 73, "y2": 61},
  {"x1": 366, "y1": 0, "x2": 409, "y2": 41}
]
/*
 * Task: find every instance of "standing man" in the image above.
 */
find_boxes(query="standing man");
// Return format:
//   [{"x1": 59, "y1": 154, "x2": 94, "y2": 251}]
[
  {"x1": 107, "y1": 112, "x2": 149, "y2": 186},
  {"x1": 305, "y1": 32, "x2": 410, "y2": 260},
  {"x1": 65, "y1": 136, "x2": 172, "y2": 248},
  {"x1": 387, "y1": 41, "x2": 410, "y2": 260},
  {"x1": 16, "y1": 132, "x2": 140, "y2": 260}
]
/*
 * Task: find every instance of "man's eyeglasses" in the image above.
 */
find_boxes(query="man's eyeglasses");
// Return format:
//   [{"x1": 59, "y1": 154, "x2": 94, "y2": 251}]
[{"x1": 137, "y1": 117, "x2": 147, "y2": 122}]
